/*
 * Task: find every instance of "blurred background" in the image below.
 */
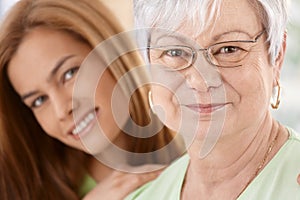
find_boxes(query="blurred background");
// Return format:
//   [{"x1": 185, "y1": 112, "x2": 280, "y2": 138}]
[
  {"x1": 273, "y1": 0, "x2": 300, "y2": 132},
  {"x1": 1, "y1": 0, "x2": 299, "y2": 132}
]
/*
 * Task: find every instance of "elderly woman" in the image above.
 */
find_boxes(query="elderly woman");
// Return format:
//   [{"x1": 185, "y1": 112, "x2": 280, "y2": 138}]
[{"x1": 127, "y1": 0, "x2": 300, "y2": 199}]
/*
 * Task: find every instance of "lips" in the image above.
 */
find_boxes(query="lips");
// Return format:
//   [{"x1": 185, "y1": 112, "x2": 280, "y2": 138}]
[
  {"x1": 185, "y1": 103, "x2": 227, "y2": 114},
  {"x1": 69, "y1": 108, "x2": 99, "y2": 138}
]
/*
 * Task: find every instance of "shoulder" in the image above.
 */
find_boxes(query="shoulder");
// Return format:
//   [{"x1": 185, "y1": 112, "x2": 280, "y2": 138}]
[
  {"x1": 125, "y1": 154, "x2": 190, "y2": 200},
  {"x1": 239, "y1": 127, "x2": 300, "y2": 199},
  {"x1": 282, "y1": 127, "x2": 300, "y2": 154},
  {"x1": 268, "y1": 126, "x2": 300, "y2": 172},
  {"x1": 79, "y1": 174, "x2": 97, "y2": 198},
  {"x1": 287, "y1": 127, "x2": 300, "y2": 142}
]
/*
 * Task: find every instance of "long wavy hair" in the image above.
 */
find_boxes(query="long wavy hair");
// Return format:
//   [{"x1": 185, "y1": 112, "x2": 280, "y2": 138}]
[{"x1": 0, "y1": 0, "x2": 184, "y2": 199}]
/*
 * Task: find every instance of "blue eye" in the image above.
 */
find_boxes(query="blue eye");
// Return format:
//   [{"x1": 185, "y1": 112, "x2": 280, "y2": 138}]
[
  {"x1": 165, "y1": 49, "x2": 184, "y2": 57},
  {"x1": 31, "y1": 95, "x2": 48, "y2": 108},
  {"x1": 63, "y1": 67, "x2": 79, "y2": 83}
]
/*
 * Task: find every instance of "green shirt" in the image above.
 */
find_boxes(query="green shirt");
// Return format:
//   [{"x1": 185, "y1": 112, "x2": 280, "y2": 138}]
[
  {"x1": 126, "y1": 128, "x2": 300, "y2": 200},
  {"x1": 79, "y1": 174, "x2": 97, "y2": 198}
]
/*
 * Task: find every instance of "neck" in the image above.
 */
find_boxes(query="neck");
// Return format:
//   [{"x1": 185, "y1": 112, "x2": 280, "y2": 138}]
[
  {"x1": 182, "y1": 113, "x2": 288, "y2": 199},
  {"x1": 87, "y1": 129, "x2": 134, "y2": 182},
  {"x1": 88, "y1": 157, "x2": 114, "y2": 182}
]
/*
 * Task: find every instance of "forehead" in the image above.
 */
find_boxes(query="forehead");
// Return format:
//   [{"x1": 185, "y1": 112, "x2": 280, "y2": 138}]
[
  {"x1": 7, "y1": 27, "x2": 90, "y2": 94},
  {"x1": 154, "y1": 0, "x2": 262, "y2": 40},
  {"x1": 207, "y1": 0, "x2": 261, "y2": 35}
]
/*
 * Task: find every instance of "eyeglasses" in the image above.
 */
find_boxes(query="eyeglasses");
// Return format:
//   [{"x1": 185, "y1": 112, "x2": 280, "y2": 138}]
[{"x1": 148, "y1": 30, "x2": 265, "y2": 70}]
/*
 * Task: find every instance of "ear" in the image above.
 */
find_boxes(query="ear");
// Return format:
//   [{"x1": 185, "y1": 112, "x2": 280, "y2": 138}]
[{"x1": 273, "y1": 31, "x2": 287, "y2": 86}]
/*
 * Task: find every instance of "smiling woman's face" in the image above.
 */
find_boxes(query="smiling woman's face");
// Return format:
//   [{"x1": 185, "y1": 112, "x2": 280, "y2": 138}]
[
  {"x1": 149, "y1": 0, "x2": 285, "y2": 140},
  {"x1": 8, "y1": 27, "x2": 124, "y2": 154}
]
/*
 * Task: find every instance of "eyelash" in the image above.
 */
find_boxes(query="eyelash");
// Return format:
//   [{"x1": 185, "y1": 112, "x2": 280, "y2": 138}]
[
  {"x1": 62, "y1": 66, "x2": 79, "y2": 83},
  {"x1": 215, "y1": 46, "x2": 243, "y2": 54},
  {"x1": 30, "y1": 66, "x2": 80, "y2": 109},
  {"x1": 31, "y1": 95, "x2": 48, "y2": 108}
]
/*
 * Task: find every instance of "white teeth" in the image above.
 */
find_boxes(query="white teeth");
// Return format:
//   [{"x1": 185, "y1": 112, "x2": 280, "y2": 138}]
[{"x1": 72, "y1": 112, "x2": 95, "y2": 135}]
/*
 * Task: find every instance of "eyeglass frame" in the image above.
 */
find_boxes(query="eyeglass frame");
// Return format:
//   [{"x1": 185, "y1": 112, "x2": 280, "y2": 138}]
[{"x1": 146, "y1": 29, "x2": 266, "y2": 70}]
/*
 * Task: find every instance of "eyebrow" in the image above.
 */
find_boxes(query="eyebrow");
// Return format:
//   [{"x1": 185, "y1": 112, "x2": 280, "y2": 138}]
[
  {"x1": 46, "y1": 54, "x2": 76, "y2": 82},
  {"x1": 21, "y1": 54, "x2": 76, "y2": 101},
  {"x1": 151, "y1": 30, "x2": 252, "y2": 46},
  {"x1": 21, "y1": 91, "x2": 39, "y2": 101},
  {"x1": 212, "y1": 30, "x2": 252, "y2": 41},
  {"x1": 149, "y1": 28, "x2": 190, "y2": 44}
]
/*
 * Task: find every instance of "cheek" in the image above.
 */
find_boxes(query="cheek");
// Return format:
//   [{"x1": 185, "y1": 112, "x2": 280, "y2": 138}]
[
  {"x1": 152, "y1": 86, "x2": 177, "y2": 111},
  {"x1": 94, "y1": 82, "x2": 126, "y2": 140},
  {"x1": 243, "y1": 62, "x2": 272, "y2": 100},
  {"x1": 95, "y1": 86, "x2": 113, "y2": 126},
  {"x1": 34, "y1": 110, "x2": 59, "y2": 138},
  {"x1": 225, "y1": 60, "x2": 273, "y2": 112},
  {"x1": 152, "y1": 85, "x2": 181, "y2": 130}
]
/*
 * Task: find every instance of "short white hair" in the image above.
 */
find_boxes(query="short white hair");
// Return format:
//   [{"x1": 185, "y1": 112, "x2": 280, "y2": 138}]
[{"x1": 133, "y1": 0, "x2": 288, "y2": 65}]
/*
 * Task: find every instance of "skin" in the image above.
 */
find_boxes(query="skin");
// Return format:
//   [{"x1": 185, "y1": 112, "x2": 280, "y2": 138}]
[
  {"x1": 8, "y1": 26, "x2": 160, "y2": 199},
  {"x1": 8, "y1": 26, "x2": 129, "y2": 154},
  {"x1": 150, "y1": 0, "x2": 289, "y2": 199}
]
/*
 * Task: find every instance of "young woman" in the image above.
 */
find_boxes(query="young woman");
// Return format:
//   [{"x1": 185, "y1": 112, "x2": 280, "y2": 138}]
[{"x1": 0, "y1": 0, "x2": 184, "y2": 199}]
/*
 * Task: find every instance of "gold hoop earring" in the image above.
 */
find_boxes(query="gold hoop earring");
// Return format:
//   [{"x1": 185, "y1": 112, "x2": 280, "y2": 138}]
[{"x1": 271, "y1": 79, "x2": 281, "y2": 109}]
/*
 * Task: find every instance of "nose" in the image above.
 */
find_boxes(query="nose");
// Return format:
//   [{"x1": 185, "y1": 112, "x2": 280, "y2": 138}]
[
  {"x1": 51, "y1": 89, "x2": 79, "y2": 121},
  {"x1": 184, "y1": 52, "x2": 222, "y2": 92}
]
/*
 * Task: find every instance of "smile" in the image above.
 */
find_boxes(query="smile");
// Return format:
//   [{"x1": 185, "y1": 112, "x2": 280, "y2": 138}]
[
  {"x1": 185, "y1": 103, "x2": 227, "y2": 114},
  {"x1": 72, "y1": 108, "x2": 98, "y2": 136}
]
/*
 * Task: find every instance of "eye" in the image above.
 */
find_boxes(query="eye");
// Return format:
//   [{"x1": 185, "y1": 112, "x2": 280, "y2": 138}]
[
  {"x1": 31, "y1": 95, "x2": 48, "y2": 108},
  {"x1": 164, "y1": 49, "x2": 184, "y2": 57},
  {"x1": 218, "y1": 46, "x2": 240, "y2": 54},
  {"x1": 62, "y1": 67, "x2": 79, "y2": 83},
  {"x1": 162, "y1": 48, "x2": 192, "y2": 62},
  {"x1": 149, "y1": 46, "x2": 193, "y2": 70},
  {"x1": 211, "y1": 42, "x2": 249, "y2": 56}
]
